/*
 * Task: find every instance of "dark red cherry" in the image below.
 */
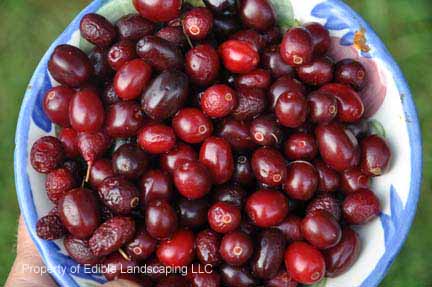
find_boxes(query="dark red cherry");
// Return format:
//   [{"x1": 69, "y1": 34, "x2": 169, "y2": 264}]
[
  {"x1": 297, "y1": 57, "x2": 334, "y2": 86},
  {"x1": 360, "y1": 135, "x2": 391, "y2": 176},
  {"x1": 196, "y1": 229, "x2": 221, "y2": 265},
  {"x1": 139, "y1": 169, "x2": 173, "y2": 205},
  {"x1": 284, "y1": 242, "x2": 325, "y2": 285},
  {"x1": 267, "y1": 269, "x2": 298, "y2": 287},
  {"x1": 156, "y1": 26, "x2": 187, "y2": 48},
  {"x1": 335, "y1": 59, "x2": 367, "y2": 90},
  {"x1": 246, "y1": 189, "x2": 288, "y2": 227},
  {"x1": 219, "y1": 40, "x2": 259, "y2": 74},
  {"x1": 172, "y1": 108, "x2": 213, "y2": 143},
  {"x1": 77, "y1": 130, "x2": 111, "y2": 165},
  {"x1": 275, "y1": 91, "x2": 308, "y2": 128},
  {"x1": 116, "y1": 13, "x2": 155, "y2": 41},
  {"x1": 98, "y1": 176, "x2": 140, "y2": 214},
  {"x1": 220, "y1": 264, "x2": 256, "y2": 287},
  {"x1": 80, "y1": 13, "x2": 117, "y2": 47},
  {"x1": 308, "y1": 90, "x2": 338, "y2": 123},
  {"x1": 107, "y1": 40, "x2": 137, "y2": 71},
  {"x1": 233, "y1": 155, "x2": 255, "y2": 186},
  {"x1": 157, "y1": 229, "x2": 195, "y2": 267},
  {"x1": 89, "y1": 159, "x2": 114, "y2": 189},
  {"x1": 261, "y1": 25, "x2": 282, "y2": 46},
  {"x1": 284, "y1": 132, "x2": 318, "y2": 160},
  {"x1": 219, "y1": 231, "x2": 253, "y2": 266},
  {"x1": 188, "y1": 264, "x2": 221, "y2": 287},
  {"x1": 232, "y1": 87, "x2": 267, "y2": 121},
  {"x1": 186, "y1": 44, "x2": 220, "y2": 86},
  {"x1": 217, "y1": 119, "x2": 255, "y2": 151},
  {"x1": 174, "y1": 160, "x2": 212, "y2": 199},
  {"x1": 315, "y1": 123, "x2": 360, "y2": 172},
  {"x1": 101, "y1": 252, "x2": 140, "y2": 282},
  {"x1": 262, "y1": 46, "x2": 295, "y2": 78},
  {"x1": 275, "y1": 215, "x2": 303, "y2": 242},
  {"x1": 239, "y1": 0, "x2": 276, "y2": 31},
  {"x1": 235, "y1": 69, "x2": 271, "y2": 90},
  {"x1": 304, "y1": 22, "x2": 331, "y2": 57},
  {"x1": 199, "y1": 137, "x2": 234, "y2": 184},
  {"x1": 280, "y1": 27, "x2": 313, "y2": 67},
  {"x1": 201, "y1": 84, "x2": 237, "y2": 118},
  {"x1": 250, "y1": 115, "x2": 283, "y2": 146},
  {"x1": 43, "y1": 86, "x2": 74, "y2": 127},
  {"x1": 145, "y1": 199, "x2": 178, "y2": 240},
  {"x1": 160, "y1": 143, "x2": 197, "y2": 174},
  {"x1": 112, "y1": 143, "x2": 149, "y2": 179},
  {"x1": 102, "y1": 83, "x2": 120, "y2": 106},
  {"x1": 252, "y1": 147, "x2": 286, "y2": 186},
  {"x1": 36, "y1": 214, "x2": 66, "y2": 240},
  {"x1": 302, "y1": 210, "x2": 342, "y2": 250},
  {"x1": 133, "y1": 0, "x2": 182, "y2": 22},
  {"x1": 342, "y1": 189, "x2": 381, "y2": 224},
  {"x1": 45, "y1": 167, "x2": 77, "y2": 203},
  {"x1": 284, "y1": 161, "x2": 318, "y2": 201},
  {"x1": 48, "y1": 44, "x2": 93, "y2": 88},
  {"x1": 269, "y1": 75, "x2": 306, "y2": 110},
  {"x1": 105, "y1": 101, "x2": 144, "y2": 138},
  {"x1": 230, "y1": 29, "x2": 265, "y2": 52},
  {"x1": 89, "y1": 47, "x2": 113, "y2": 80},
  {"x1": 113, "y1": 59, "x2": 152, "y2": 100},
  {"x1": 213, "y1": 16, "x2": 241, "y2": 39},
  {"x1": 208, "y1": 202, "x2": 241, "y2": 233},
  {"x1": 125, "y1": 225, "x2": 157, "y2": 261},
  {"x1": 59, "y1": 128, "x2": 80, "y2": 158},
  {"x1": 314, "y1": 160, "x2": 340, "y2": 193},
  {"x1": 69, "y1": 88, "x2": 104, "y2": 133},
  {"x1": 340, "y1": 168, "x2": 370, "y2": 194},
  {"x1": 203, "y1": 0, "x2": 236, "y2": 14},
  {"x1": 182, "y1": 8, "x2": 214, "y2": 40},
  {"x1": 178, "y1": 197, "x2": 209, "y2": 228},
  {"x1": 138, "y1": 123, "x2": 176, "y2": 154},
  {"x1": 213, "y1": 184, "x2": 246, "y2": 208},
  {"x1": 306, "y1": 193, "x2": 341, "y2": 222}
]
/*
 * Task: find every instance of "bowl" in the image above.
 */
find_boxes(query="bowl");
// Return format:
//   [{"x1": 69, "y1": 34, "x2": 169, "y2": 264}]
[{"x1": 14, "y1": 0, "x2": 422, "y2": 286}]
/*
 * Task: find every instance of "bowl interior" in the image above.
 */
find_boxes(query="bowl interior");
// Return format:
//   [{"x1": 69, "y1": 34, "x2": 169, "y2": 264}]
[{"x1": 14, "y1": 0, "x2": 422, "y2": 286}]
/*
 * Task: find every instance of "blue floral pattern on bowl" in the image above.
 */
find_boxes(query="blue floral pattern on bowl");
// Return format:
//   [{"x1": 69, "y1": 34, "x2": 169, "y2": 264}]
[{"x1": 14, "y1": 0, "x2": 422, "y2": 286}]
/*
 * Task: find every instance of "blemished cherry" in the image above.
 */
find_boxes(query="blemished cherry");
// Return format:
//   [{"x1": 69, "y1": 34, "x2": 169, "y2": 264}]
[
  {"x1": 139, "y1": 169, "x2": 173, "y2": 205},
  {"x1": 307, "y1": 193, "x2": 341, "y2": 221},
  {"x1": 186, "y1": 44, "x2": 220, "y2": 86},
  {"x1": 284, "y1": 161, "x2": 318, "y2": 201},
  {"x1": 246, "y1": 189, "x2": 288, "y2": 227},
  {"x1": 302, "y1": 210, "x2": 342, "y2": 249},
  {"x1": 30, "y1": 136, "x2": 65, "y2": 174},
  {"x1": 208, "y1": 202, "x2": 241, "y2": 233},
  {"x1": 235, "y1": 68, "x2": 271, "y2": 89},
  {"x1": 172, "y1": 108, "x2": 213, "y2": 143},
  {"x1": 107, "y1": 40, "x2": 137, "y2": 71},
  {"x1": 284, "y1": 241, "x2": 325, "y2": 285},
  {"x1": 280, "y1": 27, "x2": 313, "y2": 67},
  {"x1": 178, "y1": 197, "x2": 209, "y2": 228},
  {"x1": 174, "y1": 160, "x2": 212, "y2": 199},
  {"x1": 116, "y1": 13, "x2": 155, "y2": 41},
  {"x1": 308, "y1": 90, "x2": 338, "y2": 123},
  {"x1": 219, "y1": 40, "x2": 259, "y2": 74},
  {"x1": 199, "y1": 136, "x2": 234, "y2": 184},
  {"x1": 105, "y1": 101, "x2": 144, "y2": 138},
  {"x1": 145, "y1": 199, "x2": 178, "y2": 240},
  {"x1": 230, "y1": 29, "x2": 265, "y2": 52},
  {"x1": 217, "y1": 119, "x2": 256, "y2": 151},
  {"x1": 160, "y1": 143, "x2": 197, "y2": 174},
  {"x1": 340, "y1": 168, "x2": 370, "y2": 194},
  {"x1": 45, "y1": 167, "x2": 77, "y2": 203},
  {"x1": 360, "y1": 135, "x2": 391, "y2": 176},
  {"x1": 157, "y1": 229, "x2": 195, "y2": 267},
  {"x1": 58, "y1": 128, "x2": 80, "y2": 158},
  {"x1": 201, "y1": 84, "x2": 237, "y2": 118},
  {"x1": 262, "y1": 46, "x2": 295, "y2": 78},
  {"x1": 89, "y1": 159, "x2": 114, "y2": 189},
  {"x1": 239, "y1": 0, "x2": 275, "y2": 31},
  {"x1": 182, "y1": 8, "x2": 214, "y2": 40},
  {"x1": 196, "y1": 229, "x2": 221, "y2": 265},
  {"x1": 133, "y1": 0, "x2": 182, "y2": 22},
  {"x1": 335, "y1": 59, "x2": 367, "y2": 90},
  {"x1": 80, "y1": 13, "x2": 117, "y2": 47},
  {"x1": 156, "y1": 26, "x2": 187, "y2": 48},
  {"x1": 275, "y1": 91, "x2": 308, "y2": 128},
  {"x1": 64, "y1": 235, "x2": 100, "y2": 265},
  {"x1": 314, "y1": 160, "x2": 340, "y2": 193},
  {"x1": 220, "y1": 231, "x2": 253, "y2": 266},
  {"x1": 138, "y1": 123, "x2": 176, "y2": 154},
  {"x1": 232, "y1": 87, "x2": 267, "y2": 121},
  {"x1": 69, "y1": 88, "x2": 105, "y2": 133},
  {"x1": 112, "y1": 143, "x2": 149, "y2": 180},
  {"x1": 342, "y1": 189, "x2": 381, "y2": 224},
  {"x1": 304, "y1": 22, "x2": 331, "y2": 57},
  {"x1": 113, "y1": 58, "x2": 152, "y2": 100},
  {"x1": 269, "y1": 75, "x2": 306, "y2": 110},
  {"x1": 43, "y1": 86, "x2": 74, "y2": 127},
  {"x1": 250, "y1": 115, "x2": 283, "y2": 146},
  {"x1": 297, "y1": 56, "x2": 334, "y2": 86},
  {"x1": 98, "y1": 176, "x2": 140, "y2": 214},
  {"x1": 284, "y1": 132, "x2": 318, "y2": 160},
  {"x1": 77, "y1": 130, "x2": 111, "y2": 166},
  {"x1": 251, "y1": 147, "x2": 287, "y2": 187}
]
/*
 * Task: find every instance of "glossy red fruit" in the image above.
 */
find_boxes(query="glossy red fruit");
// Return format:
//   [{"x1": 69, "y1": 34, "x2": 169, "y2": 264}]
[
  {"x1": 113, "y1": 59, "x2": 152, "y2": 100},
  {"x1": 138, "y1": 123, "x2": 176, "y2": 154},
  {"x1": 285, "y1": 161, "x2": 318, "y2": 201},
  {"x1": 89, "y1": 216, "x2": 135, "y2": 256},
  {"x1": 186, "y1": 44, "x2": 220, "y2": 86},
  {"x1": 220, "y1": 264, "x2": 256, "y2": 287},
  {"x1": 69, "y1": 89, "x2": 104, "y2": 133},
  {"x1": 172, "y1": 108, "x2": 213, "y2": 144},
  {"x1": 267, "y1": 269, "x2": 298, "y2": 287},
  {"x1": 105, "y1": 101, "x2": 144, "y2": 138},
  {"x1": 304, "y1": 22, "x2": 331, "y2": 57},
  {"x1": 59, "y1": 128, "x2": 80, "y2": 158},
  {"x1": 284, "y1": 133, "x2": 318, "y2": 160},
  {"x1": 269, "y1": 76, "x2": 306, "y2": 110},
  {"x1": 280, "y1": 27, "x2": 313, "y2": 67},
  {"x1": 239, "y1": 0, "x2": 275, "y2": 31},
  {"x1": 302, "y1": 210, "x2": 342, "y2": 250},
  {"x1": 80, "y1": 13, "x2": 117, "y2": 47},
  {"x1": 307, "y1": 193, "x2": 341, "y2": 221},
  {"x1": 112, "y1": 143, "x2": 148, "y2": 179},
  {"x1": 139, "y1": 170, "x2": 173, "y2": 205},
  {"x1": 160, "y1": 143, "x2": 197, "y2": 174},
  {"x1": 314, "y1": 160, "x2": 340, "y2": 193},
  {"x1": 324, "y1": 227, "x2": 361, "y2": 277},
  {"x1": 340, "y1": 168, "x2": 370, "y2": 194},
  {"x1": 77, "y1": 130, "x2": 111, "y2": 165},
  {"x1": 145, "y1": 200, "x2": 178, "y2": 240},
  {"x1": 43, "y1": 86, "x2": 74, "y2": 127},
  {"x1": 220, "y1": 231, "x2": 253, "y2": 266},
  {"x1": 315, "y1": 123, "x2": 360, "y2": 172},
  {"x1": 262, "y1": 46, "x2": 294, "y2": 78},
  {"x1": 89, "y1": 159, "x2": 114, "y2": 188},
  {"x1": 335, "y1": 59, "x2": 367, "y2": 90},
  {"x1": 107, "y1": 40, "x2": 137, "y2": 71},
  {"x1": 233, "y1": 155, "x2": 255, "y2": 186},
  {"x1": 45, "y1": 168, "x2": 77, "y2": 203},
  {"x1": 36, "y1": 214, "x2": 66, "y2": 240},
  {"x1": 319, "y1": 83, "x2": 364, "y2": 123},
  {"x1": 30, "y1": 136, "x2": 64, "y2": 173},
  {"x1": 232, "y1": 88, "x2": 267, "y2": 121},
  {"x1": 250, "y1": 115, "x2": 283, "y2": 146},
  {"x1": 178, "y1": 197, "x2": 209, "y2": 228},
  {"x1": 217, "y1": 119, "x2": 256, "y2": 151},
  {"x1": 116, "y1": 13, "x2": 155, "y2": 41},
  {"x1": 235, "y1": 69, "x2": 271, "y2": 90},
  {"x1": 89, "y1": 46, "x2": 112, "y2": 80},
  {"x1": 48, "y1": 44, "x2": 93, "y2": 88},
  {"x1": 183, "y1": 8, "x2": 213, "y2": 40},
  {"x1": 58, "y1": 188, "x2": 100, "y2": 239},
  {"x1": 102, "y1": 83, "x2": 120, "y2": 106},
  {"x1": 252, "y1": 147, "x2": 286, "y2": 187},
  {"x1": 219, "y1": 40, "x2": 259, "y2": 74},
  {"x1": 98, "y1": 176, "x2": 139, "y2": 214},
  {"x1": 308, "y1": 91, "x2": 338, "y2": 123},
  {"x1": 208, "y1": 202, "x2": 241, "y2": 233},
  {"x1": 196, "y1": 231, "x2": 222, "y2": 269},
  {"x1": 275, "y1": 91, "x2": 308, "y2": 128},
  {"x1": 342, "y1": 189, "x2": 381, "y2": 224},
  {"x1": 360, "y1": 135, "x2": 391, "y2": 176},
  {"x1": 203, "y1": 0, "x2": 236, "y2": 14},
  {"x1": 230, "y1": 29, "x2": 265, "y2": 52},
  {"x1": 201, "y1": 84, "x2": 237, "y2": 118},
  {"x1": 297, "y1": 57, "x2": 334, "y2": 86},
  {"x1": 213, "y1": 185, "x2": 246, "y2": 208},
  {"x1": 174, "y1": 160, "x2": 212, "y2": 199},
  {"x1": 156, "y1": 26, "x2": 187, "y2": 48},
  {"x1": 189, "y1": 264, "x2": 221, "y2": 287},
  {"x1": 284, "y1": 242, "x2": 325, "y2": 285},
  {"x1": 157, "y1": 229, "x2": 195, "y2": 267},
  {"x1": 275, "y1": 215, "x2": 304, "y2": 242},
  {"x1": 125, "y1": 225, "x2": 157, "y2": 261},
  {"x1": 246, "y1": 189, "x2": 288, "y2": 227},
  {"x1": 133, "y1": 0, "x2": 182, "y2": 22},
  {"x1": 64, "y1": 235, "x2": 100, "y2": 265},
  {"x1": 199, "y1": 137, "x2": 234, "y2": 184}
]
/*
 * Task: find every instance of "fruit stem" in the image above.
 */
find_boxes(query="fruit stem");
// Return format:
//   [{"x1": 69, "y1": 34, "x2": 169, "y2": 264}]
[{"x1": 118, "y1": 248, "x2": 131, "y2": 261}]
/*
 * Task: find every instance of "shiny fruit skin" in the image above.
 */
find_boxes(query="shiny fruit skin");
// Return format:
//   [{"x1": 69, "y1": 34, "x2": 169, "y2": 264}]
[
  {"x1": 340, "y1": 168, "x2": 370, "y2": 194},
  {"x1": 174, "y1": 160, "x2": 212, "y2": 199},
  {"x1": 239, "y1": 0, "x2": 275, "y2": 31},
  {"x1": 219, "y1": 40, "x2": 259, "y2": 74},
  {"x1": 285, "y1": 161, "x2": 318, "y2": 201},
  {"x1": 116, "y1": 13, "x2": 155, "y2": 41},
  {"x1": 133, "y1": 0, "x2": 182, "y2": 22},
  {"x1": 125, "y1": 225, "x2": 157, "y2": 261},
  {"x1": 232, "y1": 87, "x2": 267, "y2": 121},
  {"x1": 156, "y1": 26, "x2": 187, "y2": 48},
  {"x1": 245, "y1": 189, "x2": 288, "y2": 227},
  {"x1": 307, "y1": 90, "x2": 338, "y2": 124},
  {"x1": 297, "y1": 56, "x2": 334, "y2": 86},
  {"x1": 107, "y1": 40, "x2": 137, "y2": 71},
  {"x1": 280, "y1": 27, "x2": 313, "y2": 67},
  {"x1": 304, "y1": 22, "x2": 331, "y2": 57},
  {"x1": 275, "y1": 91, "x2": 308, "y2": 128},
  {"x1": 112, "y1": 143, "x2": 148, "y2": 179},
  {"x1": 182, "y1": 8, "x2": 214, "y2": 40},
  {"x1": 235, "y1": 68, "x2": 271, "y2": 89},
  {"x1": 269, "y1": 76, "x2": 305, "y2": 110},
  {"x1": 315, "y1": 123, "x2": 360, "y2": 172},
  {"x1": 178, "y1": 197, "x2": 209, "y2": 228},
  {"x1": 220, "y1": 264, "x2": 256, "y2": 287},
  {"x1": 262, "y1": 46, "x2": 294, "y2": 78},
  {"x1": 233, "y1": 155, "x2": 255, "y2": 186},
  {"x1": 105, "y1": 101, "x2": 144, "y2": 138},
  {"x1": 69, "y1": 89, "x2": 104, "y2": 133},
  {"x1": 360, "y1": 135, "x2": 391, "y2": 176},
  {"x1": 219, "y1": 231, "x2": 253, "y2": 266},
  {"x1": 275, "y1": 215, "x2": 304, "y2": 242},
  {"x1": 186, "y1": 44, "x2": 220, "y2": 86},
  {"x1": 137, "y1": 123, "x2": 176, "y2": 154},
  {"x1": 267, "y1": 269, "x2": 298, "y2": 287},
  {"x1": 342, "y1": 189, "x2": 381, "y2": 224},
  {"x1": 172, "y1": 108, "x2": 213, "y2": 144},
  {"x1": 89, "y1": 159, "x2": 114, "y2": 189},
  {"x1": 201, "y1": 84, "x2": 237, "y2": 118},
  {"x1": 101, "y1": 252, "x2": 139, "y2": 282},
  {"x1": 199, "y1": 137, "x2": 234, "y2": 184},
  {"x1": 58, "y1": 188, "x2": 100, "y2": 239},
  {"x1": 213, "y1": 184, "x2": 246, "y2": 208},
  {"x1": 284, "y1": 132, "x2": 318, "y2": 160},
  {"x1": 217, "y1": 119, "x2": 256, "y2": 151},
  {"x1": 196, "y1": 229, "x2": 221, "y2": 265},
  {"x1": 80, "y1": 13, "x2": 117, "y2": 47},
  {"x1": 208, "y1": 202, "x2": 241, "y2": 233},
  {"x1": 315, "y1": 160, "x2": 340, "y2": 193},
  {"x1": 139, "y1": 169, "x2": 173, "y2": 205},
  {"x1": 334, "y1": 59, "x2": 367, "y2": 90},
  {"x1": 58, "y1": 128, "x2": 80, "y2": 158},
  {"x1": 48, "y1": 44, "x2": 93, "y2": 88},
  {"x1": 302, "y1": 210, "x2": 342, "y2": 249},
  {"x1": 250, "y1": 115, "x2": 283, "y2": 146},
  {"x1": 157, "y1": 229, "x2": 195, "y2": 267},
  {"x1": 145, "y1": 199, "x2": 178, "y2": 240},
  {"x1": 230, "y1": 29, "x2": 265, "y2": 52},
  {"x1": 89, "y1": 47, "x2": 112, "y2": 80},
  {"x1": 160, "y1": 143, "x2": 197, "y2": 174},
  {"x1": 113, "y1": 59, "x2": 152, "y2": 100},
  {"x1": 77, "y1": 131, "x2": 111, "y2": 164},
  {"x1": 251, "y1": 147, "x2": 287, "y2": 187},
  {"x1": 43, "y1": 86, "x2": 74, "y2": 127},
  {"x1": 98, "y1": 176, "x2": 140, "y2": 214}
]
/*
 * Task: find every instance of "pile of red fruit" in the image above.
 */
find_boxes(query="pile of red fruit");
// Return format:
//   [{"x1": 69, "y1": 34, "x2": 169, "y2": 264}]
[{"x1": 31, "y1": 0, "x2": 392, "y2": 286}]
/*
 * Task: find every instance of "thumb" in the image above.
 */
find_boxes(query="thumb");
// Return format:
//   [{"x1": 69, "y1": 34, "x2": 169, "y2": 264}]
[{"x1": 103, "y1": 279, "x2": 142, "y2": 287}]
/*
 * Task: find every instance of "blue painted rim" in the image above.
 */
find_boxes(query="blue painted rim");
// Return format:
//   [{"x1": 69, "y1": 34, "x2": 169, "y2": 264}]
[{"x1": 14, "y1": 0, "x2": 422, "y2": 286}]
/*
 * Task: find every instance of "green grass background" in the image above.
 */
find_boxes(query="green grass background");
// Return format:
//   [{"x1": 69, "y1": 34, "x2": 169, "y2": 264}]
[{"x1": 0, "y1": 0, "x2": 430, "y2": 286}]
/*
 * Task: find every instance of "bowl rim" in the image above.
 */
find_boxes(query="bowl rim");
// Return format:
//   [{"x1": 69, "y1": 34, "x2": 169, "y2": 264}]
[{"x1": 14, "y1": 0, "x2": 423, "y2": 286}]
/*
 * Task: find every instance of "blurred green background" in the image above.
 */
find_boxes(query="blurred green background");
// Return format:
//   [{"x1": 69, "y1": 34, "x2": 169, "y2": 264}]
[{"x1": 0, "y1": 0, "x2": 430, "y2": 286}]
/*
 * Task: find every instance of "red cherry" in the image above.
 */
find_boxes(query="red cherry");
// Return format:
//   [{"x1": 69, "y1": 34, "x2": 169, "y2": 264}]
[
  {"x1": 133, "y1": 0, "x2": 182, "y2": 22},
  {"x1": 199, "y1": 137, "x2": 234, "y2": 185},
  {"x1": 275, "y1": 91, "x2": 308, "y2": 128},
  {"x1": 201, "y1": 84, "x2": 237, "y2": 118},
  {"x1": 157, "y1": 229, "x2": 195, "y2": 267},
  {"x1": 69, "y1": 89, "x2": 104, "y2": 133},
  {"x1": 138, "y1": 123, "x2": 176, "y2": 154},
  {"x1": 208, "y1": 202, "x2": 241, "y2": 233},
  {"x1": 284, "y1": 161, "x2": 318, "y2": 201},
  {"x1": 113, "y1": 59, "x2": 152, "y2": 100},
  {"x1": 301, "y1": 210, "x2": 342, "y2": 249},
  {"x1": 43, "y1": 86, "x2": 74, "y2": 127},
  {"x1": 174, "y1": 160, "x2": 212, "y2": 199},
  {"x1": 219, "y1": 40, "x2": 259, "y2": 74},
  {"x1": 280, "y1": 27, "x2": 313, "y2": 67},
  {"x1": 245, "y1": 189, "x2": 288, "y2": 227},
  {"x1": 172, "y1": 108, "x2": 213, "y2": 144}
]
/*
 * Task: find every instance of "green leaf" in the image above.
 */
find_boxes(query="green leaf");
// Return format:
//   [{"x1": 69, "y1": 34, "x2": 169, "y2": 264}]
[
  {"x1": 368, "y1": 119, "x2": 386, "y2": 138},
  {"x1": 185, "y1": 0, "x2": 206, "y2": 7},
  {"x1": 309, "y1": 277, "x2": 327, "y2": 287},
  {"x1": 270, "y1": 0, "x2": 294, "y2": 31}
]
